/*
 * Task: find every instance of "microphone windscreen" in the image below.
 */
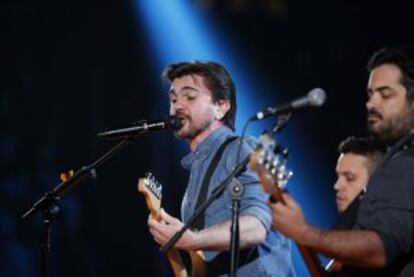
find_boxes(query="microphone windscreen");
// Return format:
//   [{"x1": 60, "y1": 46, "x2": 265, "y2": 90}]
[
  {"x1": 308, "y1": 88, "x2": 327, "y2": 107},
  {"x1": 167, "y1": 116, "x2": 183, "y2": 131}
]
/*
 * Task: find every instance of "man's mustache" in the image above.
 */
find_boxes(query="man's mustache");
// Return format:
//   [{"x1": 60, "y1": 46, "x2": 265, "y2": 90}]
[
  {"x1": 367, "y1": 109, "x2": 383, "y2": 120},
  {"x1": 174, "y1": 112, "x2": 189, "y2": 119}
]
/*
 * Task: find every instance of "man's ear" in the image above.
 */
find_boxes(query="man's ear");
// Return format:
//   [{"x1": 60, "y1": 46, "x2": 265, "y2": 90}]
[{"x1": 215, "y1": 100, "x2": 230, "y2": 120}]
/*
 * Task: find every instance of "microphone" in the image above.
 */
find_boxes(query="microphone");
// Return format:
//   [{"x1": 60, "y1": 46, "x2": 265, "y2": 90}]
[
  {"x1": 249, "y1": 88, "x2": 327, "y2": 121},
  {"x1": 97, "y1": 116, "x2": 182, "y2": 139}
]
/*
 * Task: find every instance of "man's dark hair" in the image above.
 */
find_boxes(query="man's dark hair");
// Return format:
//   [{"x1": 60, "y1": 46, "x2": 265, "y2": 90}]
[
  {"x1": 338, "y1": 136, "x2": 387, "y2": 173},
  {"x1": 162, "y1": 61, "x2": 237, "y2": 131},
  {"x1": 367, "y1": 45, "x2": 414, "y2": 102}
]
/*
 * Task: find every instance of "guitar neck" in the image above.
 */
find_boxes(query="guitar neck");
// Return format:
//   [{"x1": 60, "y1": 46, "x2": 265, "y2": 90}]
[
  {"x1": 297, "y1": 244, "x2": 327, "y2": 277},
  {"x1": 250, "y1": 137, "x2": 327, "y2": 277},
  {"x1": 165, "y1": 250, "x2": 188, "y2": 277},
  {"x1": 138, "y1": 175, "x2": 188, "y2": 277},
  {"x1": 272, "y1": 194, "x2": 326, "y2": 277}
]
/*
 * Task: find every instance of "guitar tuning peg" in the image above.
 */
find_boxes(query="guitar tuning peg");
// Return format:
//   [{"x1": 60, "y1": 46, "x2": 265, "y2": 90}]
[
  {"x1": 264, "y1": 157, "x2": 271, "y2": 170},
  {"x1": 277, "y1": 164, "x2": 287, "y2": 180},
  {"x1": 281, "y1": 169, "x2": 293, "y2": 182},
  {"x1": 258, "y1": 150, "x2": 265, "y2": 164},
  {"x1": 259, "y1": 131, "x2": 276, "y2": 149},
  {"x1": 272, "y1": 156, "x2": 280, "y2": 168},
  {"x1": 281, "y1": 148, "x2": 289, "y2": 159},
  {"x1": 286, "y1": 170, "x2": 293, "y2": 180}
]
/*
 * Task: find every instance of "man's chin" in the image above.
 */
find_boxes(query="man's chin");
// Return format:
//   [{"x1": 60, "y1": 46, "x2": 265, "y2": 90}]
[
  {"x1": 175, "y1": 128, "x2": 197, "y2": 140},
  {"x1": 336, "y1": 200, "x2": 345, "y2": 213},
  {"x1": 368, "y1": 122, "x2": 383, "y2": 136},
  {"x1": 174, "y1": 130, "x2": 188, "y2": 139},
  {"x1": 337, "y1": 206, "x2": 345, "y2": 213}
]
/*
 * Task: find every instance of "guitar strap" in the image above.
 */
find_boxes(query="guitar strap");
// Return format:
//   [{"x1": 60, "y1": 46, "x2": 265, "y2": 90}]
[{"x1": 192, "y1": 136, "x2": 238, "y2": 230}]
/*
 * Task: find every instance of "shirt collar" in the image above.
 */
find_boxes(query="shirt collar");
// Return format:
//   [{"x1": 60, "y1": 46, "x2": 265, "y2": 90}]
[
  {"x1": 181, "y1": 126, "x2": 234, "y2": 170},
  {"x1": 386, "y1": 132, "x2": 414, "y2": 159}
]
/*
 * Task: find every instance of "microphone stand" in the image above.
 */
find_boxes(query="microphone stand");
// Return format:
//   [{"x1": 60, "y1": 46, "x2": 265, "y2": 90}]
[
  {"x1": 22, "y1": 138, "x2": 133, "y2": 277},
  {"x1": 160, "y1": 156, "x2": 250, "y2": 276},
  {"x1": 228, "y1": 178, "x2": 244, "y2": 277}
]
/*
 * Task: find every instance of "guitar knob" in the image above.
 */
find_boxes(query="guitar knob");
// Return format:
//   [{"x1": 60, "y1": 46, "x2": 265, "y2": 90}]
[{"x1": 272, "y1": 157, "x2": 280, "y2": 168}]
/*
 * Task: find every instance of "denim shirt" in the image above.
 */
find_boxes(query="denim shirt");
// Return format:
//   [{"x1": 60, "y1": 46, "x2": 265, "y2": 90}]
[{"x1": 181, "y1": 126, "x2": 296, "y2": 277}]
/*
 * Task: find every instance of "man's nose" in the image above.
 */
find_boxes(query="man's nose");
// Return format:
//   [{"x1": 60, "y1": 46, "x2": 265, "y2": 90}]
[
  {"x1": 170, "y1": 102, "x2": 184, "y2": 116},
  {"x1": 366, "y1": 93, "x2": 379, "y2": 111},
  {"x1": 366, "y1": 99, "x2": 374, "y2": 111},
  {"x1": 334, "y1": 179, "x2": 343, "y2": 191}
]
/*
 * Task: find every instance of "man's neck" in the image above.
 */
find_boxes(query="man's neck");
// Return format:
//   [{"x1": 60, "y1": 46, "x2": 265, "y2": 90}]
[{"x1": 188, "y1": 121, "x2": 224, "y2": 151}]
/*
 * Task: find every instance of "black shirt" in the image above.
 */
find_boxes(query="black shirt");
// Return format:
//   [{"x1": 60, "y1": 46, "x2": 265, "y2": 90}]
[{"x1": 348, "y1": 133, "x2": 414, "y2": 276}]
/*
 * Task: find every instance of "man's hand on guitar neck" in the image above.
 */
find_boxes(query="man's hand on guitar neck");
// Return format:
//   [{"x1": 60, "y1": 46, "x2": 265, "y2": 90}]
[
  {"x1": 148, "y1": 209, "x2": 198, "y2": 251},
  {"x1": 268, "y1": 192, "x2": 311, "y2": 243}
]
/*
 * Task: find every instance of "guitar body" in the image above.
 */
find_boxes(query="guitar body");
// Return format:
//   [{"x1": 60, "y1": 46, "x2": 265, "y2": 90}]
[
  {"x1": 189, "y1": 250, "x2": 206, "y2": 277},
  {"x1": 250, "y1": 134, "x2": 327, "y2": 277}
]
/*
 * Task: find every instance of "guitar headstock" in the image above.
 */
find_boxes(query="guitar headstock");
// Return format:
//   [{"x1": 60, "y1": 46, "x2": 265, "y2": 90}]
[
  {"x1": 137, "y1": 172, "x2": 162, "y2": 219},
  {"x1": 250, "y1": 133, "x2": 293, "y2": 202}
]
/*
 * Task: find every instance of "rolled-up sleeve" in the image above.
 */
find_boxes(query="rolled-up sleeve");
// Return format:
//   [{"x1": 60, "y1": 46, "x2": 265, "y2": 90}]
[{"x1": 225, "y1": 137, "x2": 273, "y2": 231}]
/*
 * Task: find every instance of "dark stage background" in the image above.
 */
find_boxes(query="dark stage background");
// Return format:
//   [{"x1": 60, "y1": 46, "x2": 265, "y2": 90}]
[{"x1": 1, "y1": 0, "x2": 412, "y2": 276}]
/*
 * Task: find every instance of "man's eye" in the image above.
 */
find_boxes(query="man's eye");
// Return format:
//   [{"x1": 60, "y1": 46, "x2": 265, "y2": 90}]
[
  {"x1": 381, "y1": 93, "x2": 392, "y2": 99},
  {"x1": 345, "y1": 174, "x2": 355, "y2": 182},
  {"x1": 380, "y1": 90, "x2": 393, "y2": 99}
]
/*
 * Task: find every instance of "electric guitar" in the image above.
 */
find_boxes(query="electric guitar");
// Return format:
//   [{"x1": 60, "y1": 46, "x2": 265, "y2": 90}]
[
  {"x1": 249, "y1": 134, "x2": 328, "y2": 277},
  {"x1": 138, "y1": 173, "x2": 205, "y2": 277}
]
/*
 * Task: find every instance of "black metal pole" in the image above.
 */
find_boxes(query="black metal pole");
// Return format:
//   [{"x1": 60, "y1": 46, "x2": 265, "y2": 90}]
[
  {"x1": 39, "y1": 198, "x2": 60, "y2": 277},
  {"x1": 40, "y1": 218, "x2": 52, "y2": 277},
  {"x1": 228, "y1": 179, "x2": 244, "y2": 277}
]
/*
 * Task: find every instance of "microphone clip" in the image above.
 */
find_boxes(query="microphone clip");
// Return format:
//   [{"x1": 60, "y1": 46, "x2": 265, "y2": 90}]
[{"x1": 271, "y1": 112, "x2": 292, "y2": 135}]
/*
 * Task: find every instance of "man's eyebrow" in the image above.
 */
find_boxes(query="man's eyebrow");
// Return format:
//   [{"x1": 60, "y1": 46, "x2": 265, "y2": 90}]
[
  {"x1": 376, "y1": 86, "x2": 391, "y2": 92},
  {"x1": 169, "y1": 86, "x2": 199, "y2": 95},
  {"x1": 367, "y1": 86, "x2": 391, "y2": 93},
  {"x1": 180, "y1": 86, "x2": 199, "y2": 92}
]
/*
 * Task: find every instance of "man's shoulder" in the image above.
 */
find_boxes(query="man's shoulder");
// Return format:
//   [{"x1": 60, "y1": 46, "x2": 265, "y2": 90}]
[
  {"x1": 221, "y1": 136, "x2": 258, "y2": 163},
  {"x1": 362, "y1": 143, "x2": 414, "y2": 209},
  {"x1": 381, "y1": 145, "x2": 414, "y2": 174},
  {"x1": 225, "y1": 135, "x2": 257, "y2": 150}
]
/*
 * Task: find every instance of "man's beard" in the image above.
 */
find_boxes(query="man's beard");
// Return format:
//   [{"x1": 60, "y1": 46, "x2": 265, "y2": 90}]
[
  {"x1": 174, "y1": 117, "x2": 214, "y2": 140},
  {"x1": 368, "y1": 104, "x2": 414, "y2": 143}
]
